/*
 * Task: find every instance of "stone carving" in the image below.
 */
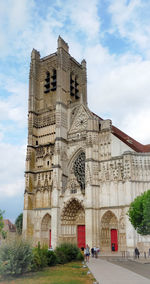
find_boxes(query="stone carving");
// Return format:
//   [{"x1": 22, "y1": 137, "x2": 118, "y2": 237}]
[
  {"x1": 73, "y1": 152, "x2": 85, "y2": 194},
  {"x1": 26, "y1": 147, "x2": 31, "y2": 161},
  {"x1": 69, "y1": 105, "x2": 90, "y2": 133},
  {"x1": 33, "y1": 111, "x2": 56, "y2": 128},
  {"x1": 70, "y1": 106, "x2": 79, "y2": 124},
  {"x1": 36, "y1": 147, "x2": 45, "y2": 157},
  {"x1": 85, "y1": 164, "x2": 92, "y2": 185},
  {"x1": 101, "y1": 119, "x2": 112, "y2": 131},
  {"x1": 62, "y1": 175, "x2": 68, "y2": 194},
  {"x1": 61, "y1": 198, "x2": 84, "y2": 224}
]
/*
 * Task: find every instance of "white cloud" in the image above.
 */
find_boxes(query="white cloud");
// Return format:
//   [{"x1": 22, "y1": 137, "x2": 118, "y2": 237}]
[
  {"x1": 65, "y1": 0, "x2": 100, "y2": 39},
  {"x1": 0, "y1": 0, "x2": 35, "y2": 57},
  {"x1": 85, "y1": 44, "x2": 150, "y2": 144},
  {"x1": 0, "y1": 143, "x2": 26, "y2": 197},
  {"x1": 0, "y1": 75, "x2": 28, "y2": 126},
  {"x1": 0, "y1": 0, "x2": 101, "y2": 60},
  {"x1": 121, "y1": 108, "x2": 150, "y2": 144},
  {"x1": 108, "y1": 0, "x2": 150, "y2": 56},
  {"x1": 1, "y1": 179, "x2": 24, "y2": 197}
]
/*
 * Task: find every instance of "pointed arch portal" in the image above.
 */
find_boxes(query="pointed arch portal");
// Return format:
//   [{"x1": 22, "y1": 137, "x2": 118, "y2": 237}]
[
  {"x1": 60, "y1": 198, "x2": 85, "y2": 248},
  {"x1": 41, "y1": 214, "x2": 51, "y2": 247},
  {"x1": 100, "y1": 211, "x2": 118, "y2": 252}
]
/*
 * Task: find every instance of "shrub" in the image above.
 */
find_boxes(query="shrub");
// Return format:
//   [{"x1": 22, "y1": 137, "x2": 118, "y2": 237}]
[
  {"x1": 76, "y1": 251, "x2": 84, "y2": 261},
  {"x1": 0, "y1": 238, "x2": 32, "y2": 276},
  {"x1": 55, "y1": 243, "x2": 83, "y2": 264},
  {"x1": 46, "y1": 250, "x2": 57, "y2": 266},
  {"x1": 31, "y1": 242, "x2": 47, "y2": 271}
]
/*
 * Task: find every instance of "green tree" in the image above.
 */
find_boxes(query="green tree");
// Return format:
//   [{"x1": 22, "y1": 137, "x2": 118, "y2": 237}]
[
  {"x1": 128, "y1": 190, "x2": 150, "y2": 235},
  {"x1": 0, "y1": 209, "x2": 4, "y2": 233},
  {"x1": 0, "y1": 210, "x2": 7, "y2": 240},
  {"x1": 15, "y1": 213, "x2": 23, "y2": 235}
]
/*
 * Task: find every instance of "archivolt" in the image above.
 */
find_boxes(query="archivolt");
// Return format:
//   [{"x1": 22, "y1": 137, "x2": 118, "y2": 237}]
[
  {"x1": 61, "y1": 198, "x2": 84, "y2": 223},
  {"x1": 101, "y1": 210, "x2": 118, "y2": 228}
]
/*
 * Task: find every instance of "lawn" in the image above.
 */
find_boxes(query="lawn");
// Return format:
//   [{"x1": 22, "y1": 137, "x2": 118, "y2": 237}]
[{"x1": 0, "y1": 262, "x2": 95, "y2": 284}]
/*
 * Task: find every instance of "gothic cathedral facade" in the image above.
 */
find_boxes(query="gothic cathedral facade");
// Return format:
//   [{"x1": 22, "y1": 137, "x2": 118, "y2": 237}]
[{"x1": 23, "y1": 37, "x2": 150, "y2": 253}]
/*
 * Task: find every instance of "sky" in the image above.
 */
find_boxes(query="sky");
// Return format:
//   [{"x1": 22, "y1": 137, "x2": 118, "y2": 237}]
[{"x1": 0, "y1": 0, "x2": 150, "y2": 222}]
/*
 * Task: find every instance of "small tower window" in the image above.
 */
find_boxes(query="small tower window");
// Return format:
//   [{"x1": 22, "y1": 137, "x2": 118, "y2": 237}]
[
  {"x1": 51, "y1": 69, "x2": 57, "y2": 91},
  {"x1": 75, "y1": 75, "x2": 79, "y2": 99},
  {"x1": 47, "y1": 161, "x2": 49, "y2": 166},
  {"x1": 70, "y1": 73, "x2": 75, "y2": 96},
  {"x1": 36, "y1": 140, "x2": 38, "y2": 145},
  {"x1": 70, "y1": 74, "x2": 79, "y2": 99},
  {"x1": 44, "y1": 71, "x2": 50, "y2": 93}
]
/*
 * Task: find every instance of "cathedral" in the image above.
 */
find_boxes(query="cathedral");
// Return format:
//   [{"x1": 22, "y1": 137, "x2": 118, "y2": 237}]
[{"x1": 23, "y1": 36, "x2": 150, "y2": 253}]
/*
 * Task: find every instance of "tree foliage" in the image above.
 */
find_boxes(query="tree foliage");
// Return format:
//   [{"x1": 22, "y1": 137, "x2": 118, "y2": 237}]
[
  {"x1": 0, "y1": 209, "x2": 4, "y2": 233},
  {"x1": 128, "y1": 190, "x2": 150, "y2": 235},
  {"x1": 15, "y1": 213, "x2": 23, "y2": 235}
]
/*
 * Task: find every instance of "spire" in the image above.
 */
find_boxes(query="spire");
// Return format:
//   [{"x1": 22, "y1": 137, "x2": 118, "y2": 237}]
[{"x1": 57, "y1": 36, "x2": 69, "y2": 53}]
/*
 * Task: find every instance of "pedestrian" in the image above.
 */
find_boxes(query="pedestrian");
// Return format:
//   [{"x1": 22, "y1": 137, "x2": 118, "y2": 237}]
[
  {"x1": 84, "y1": 247, "x2": 86, "y2": 262},
  {"x1": 91, "y1": 247, "x2": 94, "y2": 257},
  {"x1": 112, "y1": 243, "x2": 115, "y2": 251},
  {"x1": 94, "y1": 246, "x2": 97, "y2": 258},
  {"x1": 85, "y1": 244, "x2": 90, "y2": 262},
  {"x1": 135, "y1": 247, "x2": 140, "y2": 259}
]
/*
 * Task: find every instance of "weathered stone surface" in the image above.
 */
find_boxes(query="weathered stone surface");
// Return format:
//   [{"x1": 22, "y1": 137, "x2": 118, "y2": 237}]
[{"x1": 23, "y1": 37, "x2": 150, "y2": 252}]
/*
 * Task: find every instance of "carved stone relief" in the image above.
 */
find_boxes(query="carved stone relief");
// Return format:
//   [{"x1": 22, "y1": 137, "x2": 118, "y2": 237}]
[
  {"x1": 61, "y1": 198, "x2": 84, "y2": 225},
  {"x1": 100, "y1": 211, "x2": 118, "y2": 248},
  {"x1": 69, "y1": 105, "x2": 90, "y2": 134}
]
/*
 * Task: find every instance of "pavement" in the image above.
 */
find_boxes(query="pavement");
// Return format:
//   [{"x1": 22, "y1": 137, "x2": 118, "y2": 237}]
[{"x1": 87, "y1": 257, "x2": 150, "y2": 284}]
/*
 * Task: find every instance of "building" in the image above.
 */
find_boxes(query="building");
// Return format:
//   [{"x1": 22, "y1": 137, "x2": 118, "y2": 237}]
[
  {"x1": 23, "y1": 36, "x2": 150, "y2": 253},
  {"x1": 0, "y1": 219, "x2": 16, "y2": 245}
]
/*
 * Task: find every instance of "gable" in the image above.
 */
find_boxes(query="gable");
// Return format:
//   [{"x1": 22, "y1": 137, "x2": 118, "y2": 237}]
[{"x1": 69, "y1": 104, "x2": 93, "y2": 134}]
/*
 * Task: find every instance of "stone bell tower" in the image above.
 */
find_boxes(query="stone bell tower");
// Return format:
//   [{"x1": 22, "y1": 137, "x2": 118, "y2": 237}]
[{"x1": 23, "y1": 36, "x2": 87, "y2": 247}]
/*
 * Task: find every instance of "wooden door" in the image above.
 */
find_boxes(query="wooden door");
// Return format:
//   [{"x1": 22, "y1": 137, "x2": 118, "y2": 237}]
[
  {"x1": 77, "y1": 225, "x2": 85, "y2": 248},
  {"x1": 111, "y1": 229, "x2": 118, "y2": 251},
  {"x1": 49, "y1": 229, "x2": 51, "y2": 248}
]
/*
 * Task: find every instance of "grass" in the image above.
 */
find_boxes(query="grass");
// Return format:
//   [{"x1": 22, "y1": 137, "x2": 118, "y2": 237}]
[{"x1": 0, "y1": 261, "x2": 95, "y2": 284}]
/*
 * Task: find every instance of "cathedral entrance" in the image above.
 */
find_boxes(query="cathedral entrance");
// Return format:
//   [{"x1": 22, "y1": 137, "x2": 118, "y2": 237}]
[
  {"x1": 41, "y1": 214, "x2": 51, "y2": 247},
  {"x1": 60, "y1": 198, "x2": 85, "y2": 247},
  {"x1": 100, "y1": 211, "x2": 118, "y2": 252},
  {"x1": 77, "y1": 225, "x2": 85, "y2": 248},
  {"x1": 111, "y1": 229, "x2": 118, "y2": 251}
]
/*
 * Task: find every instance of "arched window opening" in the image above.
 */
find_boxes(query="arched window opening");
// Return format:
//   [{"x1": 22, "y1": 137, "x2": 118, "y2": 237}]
[
  {"x1": 44, "y1": 71, "x2": 50, "y2": 93},
  {"x1": 73, "y1": 152, "x2": 85, "y2": 194}
]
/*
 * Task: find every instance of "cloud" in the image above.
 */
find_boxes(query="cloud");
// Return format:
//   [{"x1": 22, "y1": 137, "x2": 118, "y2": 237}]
[
  {"x1": 121, "y1": 108, "x2": 150, "y2": 144},
  {"x1": 0, "y1": 0, "x2": 35, "y2": 57},
  {"x1": 85, "y1": 44, "x2": 150, "y2": 144},
  {"x1": 107, "y1": 0, "x2": 150, "y2": 56},
  {"x1": 0, "y1": 0, "x2": 101, "y2": 60},
  {"x1": 0, "y1": 143, "x2": 26, "y2": 198},
  {"x1": 63, "y1": 0, "x2": 100, "y2": 39},
  {"x1": 0, "y1": 75, "x2": 28, "y2": 126}
]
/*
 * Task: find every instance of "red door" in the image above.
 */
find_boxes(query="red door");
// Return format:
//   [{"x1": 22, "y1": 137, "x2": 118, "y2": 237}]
[
  {"x1": 77, "y1": 225, "x2": 85, "y2": 248},
  {"x1": 111, "y1": 229, "x2": 118, "y2": 251},
  {"x1": 49, "y1": 229, "x2": 51, "y2": 248}
]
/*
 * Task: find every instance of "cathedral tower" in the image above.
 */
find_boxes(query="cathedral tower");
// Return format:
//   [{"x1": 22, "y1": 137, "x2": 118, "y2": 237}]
[
  {"x1": 23, "y1": 37, "x2": 88, "y2": 246},
  {"x1": 23, "y1": 37, "x2": 150, "y2": 253}
]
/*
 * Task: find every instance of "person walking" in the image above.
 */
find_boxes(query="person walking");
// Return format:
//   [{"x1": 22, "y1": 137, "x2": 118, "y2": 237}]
[
  {"x1": 94, "y1": 246, "x2": 97, "y2": 258},
  {"x1": 91, "y1": 247, "x2": 94, "y2": 257},
  {"x1": 135, "y1": 247, "x2": 140, "y2": 259},
  {"x1": 85, "y1": 244, "x2": 90, "y2": 262}
]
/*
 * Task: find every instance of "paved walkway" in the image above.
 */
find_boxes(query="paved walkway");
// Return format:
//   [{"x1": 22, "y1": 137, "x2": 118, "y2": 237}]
[{"x1": 87, "y1": 258, "x2": 150, "y2": 284}]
